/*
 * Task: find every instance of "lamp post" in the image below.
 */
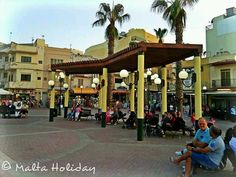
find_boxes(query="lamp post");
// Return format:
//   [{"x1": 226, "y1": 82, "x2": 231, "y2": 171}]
[
  {"x1": 120, "y1": 68, "x2": 161, "y2": 112},
  {"x1": 48, "y1": 80, "x2": 55, "y2": 122},
  {"x1": 63, "y1": 82, "x2": 69, "y2": 118},
  {"x1": 92, "y1": 77, "x2": 100, "y2": 91},
  {"x1": 120, "y1": 69, "x2": 129, "y2": 88},
  {"x1": 80, "y1": 85, "x2": 83, "y2": 94},
  {"x1": 202, "y1": 85, "x2": 207, "y2": 106},
  {"x1": 92, "y1": 77, "x2": 100, "y2": 109},
  {"x1": 58, "y1": 72, "x2": 65, "y2": 116},
  {"x1": 178, "y1": 69, "x2": 196, "y2": 116},
  {"x1": 146, "y1": 70, "x2": 152, "y2": 110}
]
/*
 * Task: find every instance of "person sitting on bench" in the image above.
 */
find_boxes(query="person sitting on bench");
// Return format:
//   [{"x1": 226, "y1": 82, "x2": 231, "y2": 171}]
[
  {"x1": 117, "y1": 108, "x2": 126, "y2": 122},
  {"x1": 125, "y1": 111, "x2": 136, "y2": 129}
]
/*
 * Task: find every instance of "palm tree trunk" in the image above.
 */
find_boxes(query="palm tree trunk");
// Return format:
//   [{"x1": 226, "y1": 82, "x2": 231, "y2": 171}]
[
  {"x1": 107, "y1": 35, "x2": 115, "y2": 107},
  {"x1": 175, "y1": 21, "x2": 184, "y2": 113},
  {"x1": 175, "y1": 61, "x2": 183, "y2": 112}
]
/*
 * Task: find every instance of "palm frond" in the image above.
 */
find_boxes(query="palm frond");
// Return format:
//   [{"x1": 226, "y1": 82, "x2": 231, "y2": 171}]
[
  {"x1": 182, "y1": 0, "x2": 199, "y2": 7},
  {"x1": 117, "y1": 14, "x2": 131, "y2": 26},
  {"x1": 151, "y1": 0, "x2": 168, "y2": 13},
  {"x1": 99, "y1": 3, "x2": 110, "y2": 13},
  {"x1": 114, "y1": 4, "x2": 124, "y2": 15},
  {"x1": 92, "y1": 19, "x2": 106, "y2": 27}
]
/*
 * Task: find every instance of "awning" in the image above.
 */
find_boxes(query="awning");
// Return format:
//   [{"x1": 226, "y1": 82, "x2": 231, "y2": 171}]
[
  {"x1": 112, "y1": 90, "x2": 129, "y2": 94},
  {"x1": 73, "y1": 88, "x2": 97, "y2": 94},
  {"x1": 0, "y1": 89, "x2": 13, "y2": 95},
  {"x1": 205, "y1": 91, "x2": 236, "y2": 96}
]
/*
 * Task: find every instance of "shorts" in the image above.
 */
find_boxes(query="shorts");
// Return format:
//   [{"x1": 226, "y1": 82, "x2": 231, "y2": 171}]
[{"x1": 191, "y1": 152, "x2": 218, "y2": 169}]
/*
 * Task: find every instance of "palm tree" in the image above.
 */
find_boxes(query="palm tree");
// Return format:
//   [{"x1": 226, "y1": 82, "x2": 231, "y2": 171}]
[
  {"x1": 154, "y1": 28, "x2": 168, "y2": 43},
  {"x1": 154, "y1": 28, "x2": 168, "y2": 80},
  {"x1": 151, "y1": 0, "x2": 198, "y2": 112},
  {"x1": 92, "y1": 3, "x2": 130, "y2": 106}
]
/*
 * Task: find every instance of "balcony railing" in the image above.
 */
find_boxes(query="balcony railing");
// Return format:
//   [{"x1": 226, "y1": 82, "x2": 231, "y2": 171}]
[{"x1": 212, "y1": 79, "x2": 236, "y2": 88}]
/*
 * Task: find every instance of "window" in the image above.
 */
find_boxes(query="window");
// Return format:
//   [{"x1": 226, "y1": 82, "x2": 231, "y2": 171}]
[
  {"x1": 3, "y1": 73, "x2": 7, "y2": 78},
  {"x1": 5, "y1": 56, "x2": 8, "y2": 62},
  {"x1": 8, "y1": 74, "x2": 13, "y2": 81},
  {"x1": 221, "y1": 69, "x2": 230, "y2": 86},
  {"x1": 21, "y1": 56, "x2": 31, "y2": 63},
  {"x1": 51, "y1": 58, "x2": 63, "y2": 65},
  {"x1": 78, "y1": 79, "x2": 83, "y2": 87},
  {"x1": 37, "y1": 77, "x2": 41, "y2": 80},
  {"x1": 21, "y1": 74, "x2": 31, "y2": 81},
  {"x1": 38, "y1": 60, "x2": 43, "y2": 64},
  {"x1": 10, "y1": 56, "x2": 15, "y2": 62},
  {"x1": 44, "y1": 77, "x2": 47, "y2": 81},
  {"x1": 10, "y1": 74, "x2": 13, "y2": 81}
]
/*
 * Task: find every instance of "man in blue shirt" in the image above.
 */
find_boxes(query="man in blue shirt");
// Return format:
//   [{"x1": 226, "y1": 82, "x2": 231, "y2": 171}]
[{"x1": 175, "y1": 117, "x2": 211, "y2": 156}]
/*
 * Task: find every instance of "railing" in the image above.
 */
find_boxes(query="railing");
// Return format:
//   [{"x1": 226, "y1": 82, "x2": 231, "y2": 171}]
[{"x1": 212, "y1": 79, "x2": 236, "y2": 88}]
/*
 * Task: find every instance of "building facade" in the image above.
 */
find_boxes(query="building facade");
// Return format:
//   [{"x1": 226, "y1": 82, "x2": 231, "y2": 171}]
[
  {"x1": 205, "y1": 7, "x2": 236, "y2": 114},
  {"x1": 0, "y1": 39, "x2": 92, "y2": 106}
]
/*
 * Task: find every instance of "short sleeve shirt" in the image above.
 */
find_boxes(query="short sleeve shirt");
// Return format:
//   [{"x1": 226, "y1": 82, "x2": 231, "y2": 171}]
[
  {"x1": 207, "y1": 136, "x2": 225, "y2": 165},
  {"x1": 229, "y1": 137, "x2": 236, "y2": 156},
  {"x1": 194, "y1": 128, "x2": 211, "y2": 144}
]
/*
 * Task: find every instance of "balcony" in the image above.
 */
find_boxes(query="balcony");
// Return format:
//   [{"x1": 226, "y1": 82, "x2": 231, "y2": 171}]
[
  {"x1": 5, "y1": 81, "x2": 37, "y2": 89},
  {"x1": 212, "y1": 79, "x2": 236, "y2": 88},
  {"x1": 4, "y1": 62, "x2": 43, "y2": 71}
]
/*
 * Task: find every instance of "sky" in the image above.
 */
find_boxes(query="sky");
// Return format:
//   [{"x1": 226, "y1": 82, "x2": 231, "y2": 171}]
[{"x1": 0, "y1": 0, "x2": 236, "y2": 53}]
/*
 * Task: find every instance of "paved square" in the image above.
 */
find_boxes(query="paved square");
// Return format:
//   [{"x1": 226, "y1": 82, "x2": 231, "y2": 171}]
[{"x1": 0, "y1": 108, "x2": 235, "y2": 177}]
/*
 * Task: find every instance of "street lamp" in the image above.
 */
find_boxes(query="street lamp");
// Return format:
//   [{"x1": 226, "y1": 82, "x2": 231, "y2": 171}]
[
  {"x1": 48, "y1": 80, "x2": 55, "y2": 122},
  {"x1": 120, "y1": 69, "x2": 129, "y2": 78},
  {"x1": 202, "y1": 85, "x2": 207, "y2": 105},
  {"x1": 119, "y1": 69, "x2": 129, "y2": 88},
  {"x1": 178, "y1": 69, "x2": 196, "y2": 87},
  {"x1": 145, "y1": 70, "x2": 152, "y2": 109},
  {"x1": 58, "y1": 72, "x2": 65, "y2": 116},
  {"x1": 91, "y1": 77, "x2": 101, "y2": 90},
  {"x1": 62, "y1": 82, "x2": 69, "y2": 118}
]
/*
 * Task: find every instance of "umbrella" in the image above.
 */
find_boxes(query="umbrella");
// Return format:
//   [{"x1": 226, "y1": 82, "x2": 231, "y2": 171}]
[{"x1": 0, "y1": 89, "x2": 13, "y2": 95}]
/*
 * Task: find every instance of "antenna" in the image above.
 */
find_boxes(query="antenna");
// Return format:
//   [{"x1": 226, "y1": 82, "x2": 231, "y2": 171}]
[
  {"x1": 41, "y1": 35, "x2": 45, "y2": 39},
  {"x1": 32, "y1": 37, "x2": 34, "y2": 43},
  {"x1": 70, "y1": 44, "x2": 72, "y2": 49}
]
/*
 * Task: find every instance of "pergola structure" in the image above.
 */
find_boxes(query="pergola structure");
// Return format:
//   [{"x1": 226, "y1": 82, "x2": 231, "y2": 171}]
[
  {"x1": 51, "y1": 42, "x2": 202, "y2": 141},
  {"x1": 52, "y1": 42, "x2": 202, "y2": 74}
]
